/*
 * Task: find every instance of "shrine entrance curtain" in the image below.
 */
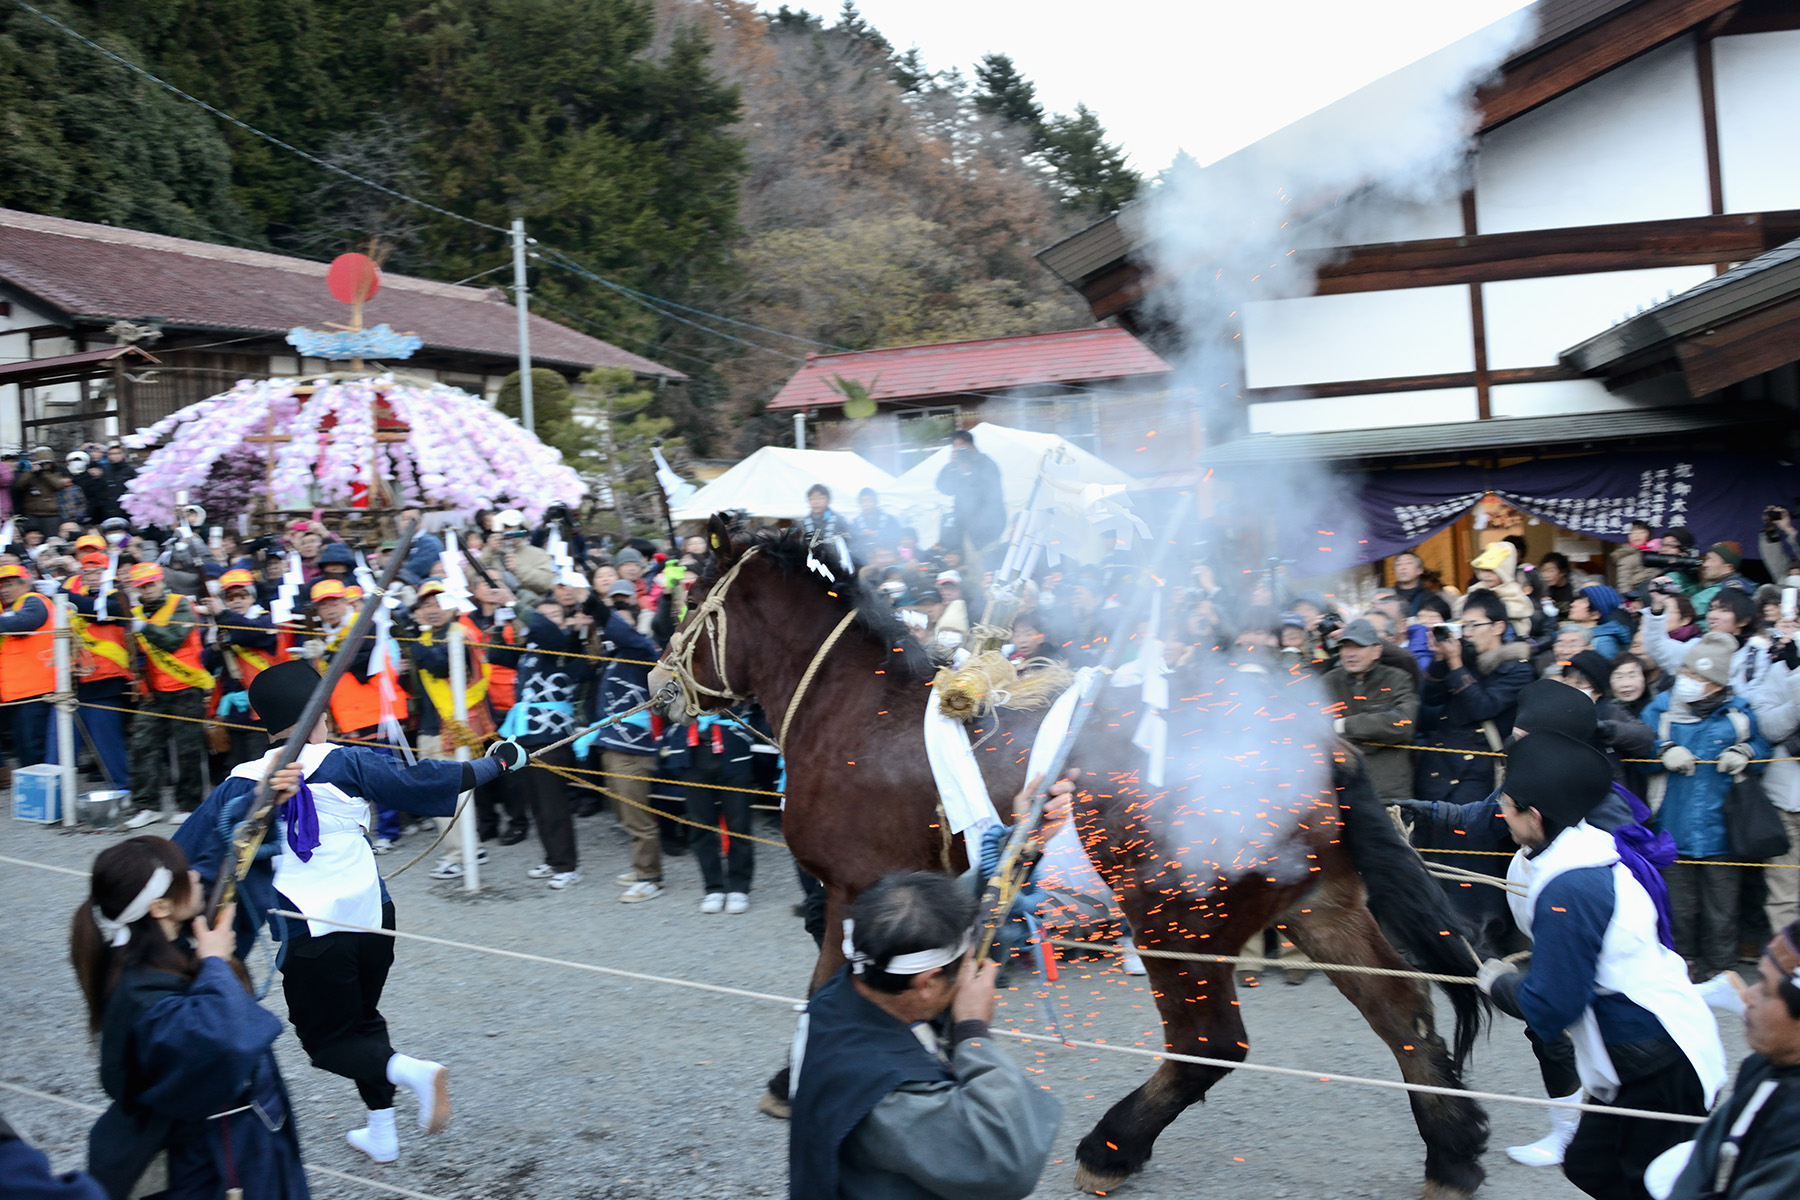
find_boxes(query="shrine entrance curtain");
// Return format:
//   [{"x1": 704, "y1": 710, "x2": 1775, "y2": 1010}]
[{"x1": 1276, "y1": 454, "x2": 1800, "y2": 573}]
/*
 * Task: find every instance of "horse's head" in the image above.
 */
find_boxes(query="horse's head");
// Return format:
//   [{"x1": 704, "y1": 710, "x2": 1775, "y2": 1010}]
[
  {"x1": 649, "y1": 512, "x2": 760, "y2": 720},
  {"x1": 649, "y1": 511, "x2": 925, "y2": 724}
]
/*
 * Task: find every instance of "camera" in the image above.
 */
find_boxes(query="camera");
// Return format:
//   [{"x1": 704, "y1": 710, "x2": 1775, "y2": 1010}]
[
  {"x1": 1314, "y1": 611, "x2": 1344, "y2": 638},
  {"x1": 1642, "y1": 551, "x2": 1703, "y2": 573},
  {"x1": 1648, "y1": 577, "x2": 1686, "y2": 597},
  {"x1": 1432, "y1": 622, "x2": 1462, "y2": 642}
]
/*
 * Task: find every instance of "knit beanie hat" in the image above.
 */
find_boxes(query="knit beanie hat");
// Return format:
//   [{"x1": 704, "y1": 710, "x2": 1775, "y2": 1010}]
[
  {"x1": 1471, "y1": 540, "x2": 1517, "y2": 584},
  {"x1": 1681, "y1": 631, "x2": 1736, "y2": 686},
  {"x1": 1504, "y1": 731, "x2": 1613, "y2": 827},
  {"x1": 1579, "y1": 584, "x2": 1623, "y2": 620},
  {"x1": 1707, "y1": 542, "x2": 1743, "y2": 571}
]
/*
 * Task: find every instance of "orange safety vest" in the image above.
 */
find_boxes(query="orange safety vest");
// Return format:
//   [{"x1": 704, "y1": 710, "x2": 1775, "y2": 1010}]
[
  {"x1": 313, "y1": 625, "x2": 406, "y2": 734},
  {"x1": 64, "y1": 584, "x2": 134, "y2": 686},
  {"x1": 221, "y1": 614, "x2": 288, "y2": 691},
  {"x1": 418, "y1": 615, "x2": 495, "y2": 740},
  {"x1": 0, "y1": 592, "x2": 54, "y2": 702},
  {"x1": 133, "y1": 595, "x2": 213, "y2": 693},
  {"x1": 473, "y1": 618, "x2": 518, "y2": 711}
]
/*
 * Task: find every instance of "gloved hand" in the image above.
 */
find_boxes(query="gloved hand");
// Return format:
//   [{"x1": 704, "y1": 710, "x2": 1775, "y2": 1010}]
[
  {"x1": 1475, "y1": 957, "x2": 1518, "y2": 996},
  {"x1": 1392, "y1": 799, "x2": 1435, "y2": 820},
  {"x1": 1332, "y1": 717, "x2": 1347, "y2": 734},
  {"x1": 486, "y1": 739, "x2": 529, "y2": 773},
  {"x1": 1661, "y1": 743, "x2": 1698, "y2": 775},
  {"x1": 131, "y1": 619, "x2": 147, "y2": 634},
  {"x1": 295, "y1": 639, "x2": 326, "y2": 661},
  {"x1": 1716, "y1": 743, "x2": 1754, "y2": 775},
  {"x1": 494, "y1": 605, "x2": 515, "y2": 624}
]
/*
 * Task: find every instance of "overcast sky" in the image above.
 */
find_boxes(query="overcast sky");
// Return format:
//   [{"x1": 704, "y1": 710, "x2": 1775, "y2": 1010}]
[{"x1": 756, "y1": 0, "x2": 1537, "y2": 171}]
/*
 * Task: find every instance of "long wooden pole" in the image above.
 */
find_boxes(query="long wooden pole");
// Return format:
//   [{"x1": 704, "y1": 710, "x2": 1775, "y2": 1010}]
[
  {"x1": 973, "y1": 499, "x2": 1186, "y2": 961},
  {"x1": 206, "y1": 517, "x2": 420, "y2": 920}
]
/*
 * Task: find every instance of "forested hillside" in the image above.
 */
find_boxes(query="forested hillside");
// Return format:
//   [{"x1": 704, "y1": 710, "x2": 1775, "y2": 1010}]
[{"x1": 0, "y1": 0, "x2": 1138, "y2": 453}]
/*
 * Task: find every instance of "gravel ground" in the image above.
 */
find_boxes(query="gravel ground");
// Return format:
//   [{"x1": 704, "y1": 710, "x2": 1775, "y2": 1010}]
[{"x1": 1, "y1": 809, "x2": 1746, "y2": 1200}]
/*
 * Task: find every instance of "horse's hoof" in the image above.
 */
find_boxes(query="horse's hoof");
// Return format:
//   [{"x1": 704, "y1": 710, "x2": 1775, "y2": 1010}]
[
  {"x1": 1074, "y1": 1164, "x2": 1129, "y2": 1194},
  {"x1": 1420, "y1": 1182, "x2": 1476, "y2": 1200},
  {"x1": 756, "y1": 1091, "x2": 792, "y2": 1120}
]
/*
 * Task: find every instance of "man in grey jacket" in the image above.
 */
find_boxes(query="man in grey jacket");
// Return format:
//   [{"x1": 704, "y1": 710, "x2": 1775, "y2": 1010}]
[
  {"x1": 1321, "y1": 617, "x2": 1418, "y2": 800},
  {"x1": 789, "y1": 869, "x2": 1061, "y2": 1199}
]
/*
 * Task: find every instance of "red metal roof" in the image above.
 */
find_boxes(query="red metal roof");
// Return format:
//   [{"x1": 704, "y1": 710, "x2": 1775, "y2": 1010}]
[
  {"x1": 765, "y1": 326, "x2": 1169, "y2": 411},
  {"x1": 0, "y1": 208, "x2": 683, "y2": 379}
]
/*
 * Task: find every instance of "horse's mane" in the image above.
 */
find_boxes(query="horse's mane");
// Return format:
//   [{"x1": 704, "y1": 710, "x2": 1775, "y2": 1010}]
[{"x1": 704, "y1": 519, "x2": 934, "y2": 681}]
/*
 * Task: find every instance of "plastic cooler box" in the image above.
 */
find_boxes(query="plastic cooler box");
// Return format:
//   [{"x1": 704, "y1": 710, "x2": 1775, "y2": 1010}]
[{"x1": 12, "y1": 763, "x2": 63, "y2": 823}]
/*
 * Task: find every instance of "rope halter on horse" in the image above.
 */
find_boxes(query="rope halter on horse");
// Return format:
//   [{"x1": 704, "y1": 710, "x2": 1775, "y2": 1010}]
[
  {"x1": 653, "y1": 538, "x2": 861, "y2": 754},
  {"x1": 657, "y1": 545, "x2": 762, "y2": 719}
]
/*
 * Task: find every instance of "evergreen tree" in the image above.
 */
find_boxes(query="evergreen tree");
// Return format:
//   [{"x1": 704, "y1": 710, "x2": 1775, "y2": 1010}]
[
  {"x1": 833, "y1": 2, "x2": 890, "y2": 55},
  {"x1": 0, "y1": 1, "x2": 256, "y2": 243},
  {"x1": 972, "y1": 53, "x2": 1043, "y2": 140},
  {"x1": 1041, "y1": 103, "x2": 1141, "y2": 214}
]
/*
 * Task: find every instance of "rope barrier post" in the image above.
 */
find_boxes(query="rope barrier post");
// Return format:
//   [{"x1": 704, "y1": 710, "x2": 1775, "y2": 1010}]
[
  {"x1": 53, "y1": 596, "x2": 78, "y2": 829},
  {"x1": 448, "y1": 617, "x2": 478, "y2": 892}
]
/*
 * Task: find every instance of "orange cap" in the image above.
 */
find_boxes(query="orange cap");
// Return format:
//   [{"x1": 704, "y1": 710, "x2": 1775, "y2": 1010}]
[
  {"x1": 413, "y1": 580, "x2": 445, "y2": 604},
  {"x1": 126, "y1": 562, "x2": 164, "y2": 586},
  {"x1": 219, "y1": 569, "x2": 256, "y2": 591},
  {"x1": 310, "y1": 579, "x2": 347, "y2": 602},
  {"x1": 0, "y1": 564, "x2": 29, "y2": 582},
  {"x1": 74, "y1": 534, "x2": 106, "y2": 552},
  {"x1": 344, "y1": 585, "x2": 364, "y2": 603},
  {"x1": 78, "y1": 552, "x2": 110, "y2": 568}
]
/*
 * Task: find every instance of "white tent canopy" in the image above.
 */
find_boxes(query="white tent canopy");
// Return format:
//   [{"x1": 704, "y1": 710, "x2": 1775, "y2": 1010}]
[
  {"x1": 878, "y1": 422, "x2": 1136, "y2": 537},
  {"x1": 670, "y1": 446, "x2": 894, "y2": 523}
]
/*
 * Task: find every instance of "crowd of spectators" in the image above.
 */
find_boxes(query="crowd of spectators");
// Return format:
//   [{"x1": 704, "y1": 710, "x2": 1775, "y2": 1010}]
[{"x1": 8, "y1": 425, "x2": 1799, "y2": 984}]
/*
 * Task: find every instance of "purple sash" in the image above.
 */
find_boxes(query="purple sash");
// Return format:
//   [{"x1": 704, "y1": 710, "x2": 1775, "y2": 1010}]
[{"x1": 1610, "y1": 783, "x2": 1677, "y2": 950}]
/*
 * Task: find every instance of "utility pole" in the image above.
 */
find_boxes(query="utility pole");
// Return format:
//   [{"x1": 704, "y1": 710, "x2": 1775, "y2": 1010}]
[{"x1": 511, "y1": 218, "x2": 535, "y2": 434}]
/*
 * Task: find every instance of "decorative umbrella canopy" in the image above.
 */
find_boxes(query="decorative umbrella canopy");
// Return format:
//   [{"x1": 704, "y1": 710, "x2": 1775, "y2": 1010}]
[{"x1": 121, "y1": 374, "x2": 584, "y2": 526}]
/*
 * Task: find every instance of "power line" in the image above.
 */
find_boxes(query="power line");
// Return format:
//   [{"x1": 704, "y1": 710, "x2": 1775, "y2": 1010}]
[
  {"x1": 6, "y1": 156, "x2": 288, "y2": 257},
  {"x1": 449, "y1": 261, "x2": 513, "y2": 287},
  {"x1": 14, "y1": 0, "x2": 507, "y2": 237},
  {"x1": 526, "y1": 294, "x2": 721, "y2": 372},
  {"x1": 17, "y1": 0, "x2": 1170, "y2": 414},
  {"x1": 538, "y1": 250, "x2": 810, "y2": 363}
]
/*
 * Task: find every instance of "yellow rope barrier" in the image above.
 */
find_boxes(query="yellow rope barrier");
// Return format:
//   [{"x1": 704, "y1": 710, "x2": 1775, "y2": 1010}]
[{"x1": 48, "y1": 701, "x2": 1800, "y2": 868}]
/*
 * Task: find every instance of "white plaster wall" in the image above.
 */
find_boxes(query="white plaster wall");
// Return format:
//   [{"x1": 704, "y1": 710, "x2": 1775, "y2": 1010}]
[
  {"x1": 1475, "y1": 37, "x2": 1710, "y2": 234},
  {"x1": 1246, "y1": 387, "x2": 1479, "y2": 434},
  {"x1": 1481, "y1": 265, "x2": 1717, "y2": 368},
  {"x1": 1243, "y1": 286, "x2": 1473, "y2": 388},
  {"x1": 1287, "y1": 193, "x2": 1465, "y2": 250},
  {"x1": 1713, "y1": 30, "x2": 1800, "y2": 214},
  {"x1": 0, "y1": 298, "x2": 63, "y2": 452},
  {"x1": 1487, "y1": 377, "x2": 1693, "y2": 419}
]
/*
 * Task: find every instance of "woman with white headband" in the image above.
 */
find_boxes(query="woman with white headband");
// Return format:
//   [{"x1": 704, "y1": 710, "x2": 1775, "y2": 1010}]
[{"x1": 72, "y1": 831, "x2": 309, "y2": 1200}]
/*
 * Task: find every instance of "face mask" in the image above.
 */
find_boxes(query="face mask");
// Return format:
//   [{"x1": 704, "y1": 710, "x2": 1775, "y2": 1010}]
[{"x1": 1673, "y1": 677, "x2": 1708, "y2": 702}]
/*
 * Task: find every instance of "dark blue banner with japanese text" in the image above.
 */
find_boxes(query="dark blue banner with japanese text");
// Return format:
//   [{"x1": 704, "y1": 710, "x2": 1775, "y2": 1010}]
[{"x1": 1289, "y1": 454, "x2": 1800, "y2": 573}]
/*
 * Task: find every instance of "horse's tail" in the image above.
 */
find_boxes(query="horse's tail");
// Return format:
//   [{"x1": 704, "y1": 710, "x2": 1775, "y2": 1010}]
[{"x1": 1331, "y1": 751, "x2": 1489, "y2": 1072}]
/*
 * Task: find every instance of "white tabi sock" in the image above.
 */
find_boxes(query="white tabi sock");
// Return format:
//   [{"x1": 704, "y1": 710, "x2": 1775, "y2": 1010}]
[
  {"x1": 1505, "y1": 1090, "x2": 1582, "y2": 1166},
  {"x1": 347, "y1": 1107, "x2": 398, "y2": 1163},
  {"x1": 387, "y1": 1053, "x2": 452, "y2": 1134}
]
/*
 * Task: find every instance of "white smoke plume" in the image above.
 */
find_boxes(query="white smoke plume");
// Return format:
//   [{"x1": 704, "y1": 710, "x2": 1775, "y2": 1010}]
[{"x1": 1055, "y1": 9, "x2": 1543, "y2": 917}]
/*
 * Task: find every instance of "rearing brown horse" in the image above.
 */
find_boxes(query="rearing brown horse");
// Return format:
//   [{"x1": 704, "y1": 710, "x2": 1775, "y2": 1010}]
[{"x1": 655, "y1": 517, "x2": 1490, "y2": 1198}]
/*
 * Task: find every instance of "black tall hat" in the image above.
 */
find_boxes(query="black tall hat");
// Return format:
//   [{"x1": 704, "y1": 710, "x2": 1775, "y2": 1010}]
[
  {"x1": 1504, "y1": 731, "x2": 1613, "y2": 827},
  {"x1": 1513, "y1": 678, "x2": 1596, "y2": 741},
  {"x1": 249, "y1": 659, "x2": 323, "y2": 738}
]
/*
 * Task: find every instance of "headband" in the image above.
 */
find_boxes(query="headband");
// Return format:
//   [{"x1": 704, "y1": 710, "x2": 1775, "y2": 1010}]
[
  {"x1": 841, "y1": 918, "x2": 972, "y2": 977},
  {"x1": 90, "y1": 867, "x2": 173, "y2": 948}
]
